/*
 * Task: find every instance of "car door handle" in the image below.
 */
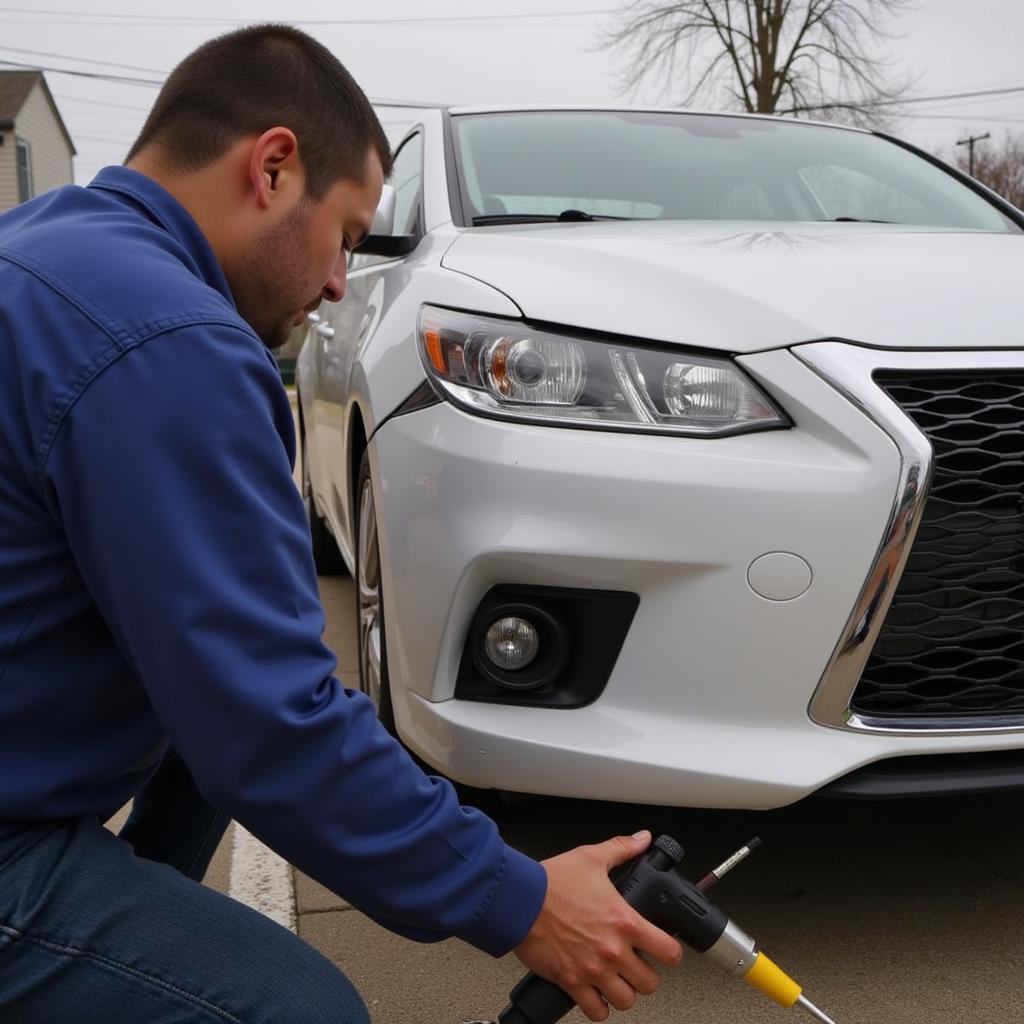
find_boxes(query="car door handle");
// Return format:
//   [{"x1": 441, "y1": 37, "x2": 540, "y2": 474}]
[{"x1": 316, "y1": 323, "x2": 335, "y2": 340}]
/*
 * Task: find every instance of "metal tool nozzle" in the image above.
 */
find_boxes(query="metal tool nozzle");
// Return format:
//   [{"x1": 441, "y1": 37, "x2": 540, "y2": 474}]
[{"x1": 796, "y1": 993, "x2": 837, "y2": 1023}]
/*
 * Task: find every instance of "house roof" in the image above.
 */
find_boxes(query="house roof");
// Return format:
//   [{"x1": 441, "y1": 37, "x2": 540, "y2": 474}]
[
  {"x1": 0, "y1": 71, "x2": 39, "y2": 127},
  {"x1": 0, "y1": 70, "x2": 76, "y2": 155}
]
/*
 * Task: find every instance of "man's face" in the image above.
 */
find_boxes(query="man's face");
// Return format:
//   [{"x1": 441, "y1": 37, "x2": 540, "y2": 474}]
[{"x1": 242, "y1": 147, "x2": 384, "y2": 349}]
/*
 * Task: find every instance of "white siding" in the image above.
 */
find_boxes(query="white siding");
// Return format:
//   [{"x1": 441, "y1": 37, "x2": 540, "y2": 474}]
[
  {"x1": 11, "y1": 81, "x2": 73, "y2": 204},
  {"x1": 0, "y1": 131, "x2": 18, "y2": 214}
]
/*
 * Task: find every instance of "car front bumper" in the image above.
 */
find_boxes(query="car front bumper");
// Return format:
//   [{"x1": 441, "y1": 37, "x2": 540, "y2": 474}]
[{"x1": 369, "y1": 344, "x2": 1024, "y2": 808}]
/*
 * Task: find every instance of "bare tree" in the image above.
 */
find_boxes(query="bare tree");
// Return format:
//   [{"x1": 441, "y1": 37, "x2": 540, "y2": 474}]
[
  {"x1": 952, "y1": 133, "x2": 1024, "y2": 210},
  {"x1": 601, "y1": 0, "x2": 915, "y2": 128}
]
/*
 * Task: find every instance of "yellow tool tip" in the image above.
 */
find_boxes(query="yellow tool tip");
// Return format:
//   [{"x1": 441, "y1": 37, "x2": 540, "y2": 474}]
[{"x1": 743, "y1": 951, "x2": 802, "y2": 1007}]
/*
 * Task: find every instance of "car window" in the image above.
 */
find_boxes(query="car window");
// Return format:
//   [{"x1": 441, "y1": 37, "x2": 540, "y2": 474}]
[
  {"x1": 799, "y1": 164, "x2": 933, "y2": 224},
  {"x1": 452, "y1": 111, "x2": 1020, "y2": 232},
  {"x1": 713, "y1": 181, "x2": 774, "y2": 219},
  {"x1": 391, "y1": 132, "x2": 423, "y2": 237}
]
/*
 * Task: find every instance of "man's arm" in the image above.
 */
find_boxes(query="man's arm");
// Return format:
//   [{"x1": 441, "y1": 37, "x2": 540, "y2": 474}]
[
  {"x1": 45, "y1": 322, "x2": 680, "y2": 1012},
  {"x1": 44, "y1": 323, "x2": 538, "y2": 949}
]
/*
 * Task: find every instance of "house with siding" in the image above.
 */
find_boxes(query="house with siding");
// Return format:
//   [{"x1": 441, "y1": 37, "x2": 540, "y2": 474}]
[{"x1": 0, "y1": 71, "x2": 75, "y2": 214}]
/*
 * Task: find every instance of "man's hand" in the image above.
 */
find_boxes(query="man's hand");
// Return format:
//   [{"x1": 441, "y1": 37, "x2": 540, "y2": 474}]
[{"x1": 513, "y1": 830, "x2": 683, "y2": 1022}]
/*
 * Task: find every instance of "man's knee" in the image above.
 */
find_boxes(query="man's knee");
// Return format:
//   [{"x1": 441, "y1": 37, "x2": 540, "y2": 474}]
[{"x1": 260, "y1": 939, "x2": 370, "y2": 1024}]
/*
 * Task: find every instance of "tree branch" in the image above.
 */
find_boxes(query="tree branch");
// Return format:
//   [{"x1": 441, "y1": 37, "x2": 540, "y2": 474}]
[{"x1": 598, "y1": 0, "x2": 916, "y2": 125}]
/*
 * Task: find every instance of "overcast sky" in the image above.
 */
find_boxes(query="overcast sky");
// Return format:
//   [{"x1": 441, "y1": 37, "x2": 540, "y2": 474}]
[{"x1": 3, "y1": 0, "x2": 1023, "y2": 185}]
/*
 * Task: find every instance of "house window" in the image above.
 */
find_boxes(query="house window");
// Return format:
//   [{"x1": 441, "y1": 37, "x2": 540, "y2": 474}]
[{"x1": 16, "y1": 139, "x2": 33, "y2": 203}]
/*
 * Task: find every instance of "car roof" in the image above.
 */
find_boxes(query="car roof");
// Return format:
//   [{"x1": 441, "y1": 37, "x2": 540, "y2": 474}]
[{"x1": 433, "y1": 104, "x2": 871, "y2": 135}]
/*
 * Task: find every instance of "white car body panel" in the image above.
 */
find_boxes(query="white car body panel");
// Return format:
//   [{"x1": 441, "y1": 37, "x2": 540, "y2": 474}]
[
  {"x1": 297, "y1": 228, "x2": 518, "y2": 573},
  {"x1": 297, "y1": 105, "x2": 1024, "y2": 807},
  {"x1": 441, "y1": 224, "x2": 1024, "y2": 352},
  {"x1": 370, "y1": 347, "x2": 1024, "y2": 808}
]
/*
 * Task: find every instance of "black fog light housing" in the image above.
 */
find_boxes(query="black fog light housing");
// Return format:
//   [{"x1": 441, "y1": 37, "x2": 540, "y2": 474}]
[
  {"x1": 457, "y1": 584, "x2": 639, "y2": 708},
  {"x1": 470, "y1": 603, "x2": 569, "y2": 691}
]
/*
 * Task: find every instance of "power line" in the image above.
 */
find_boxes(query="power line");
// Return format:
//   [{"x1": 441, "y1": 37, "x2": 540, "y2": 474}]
[
  {"x1": 898, "y1": 84, "x2": 1024, "y2": 107},
  {"x1": 53, "y1": 94, "x2": 153, "y2": 111},
  {"x1": 793, "y1": 82, "x2": 1024, "y2": 115},
  {"x1": 74, "y1": 134, "x2": 134, "y2": 145},
  {"x1": 907, "y1": 113, "x2": 1024, "y2": 125},
  {"x1": 0, "y1": 5, "x2": 615, "y2": 24},
  {"x1": 899, "y1": 93, "x2": 1024, "y2": 116},
  {"x1": 49, "y1": 74, "x2": 441, "y2": 116},
  {"x1": 62, "y1": 111, "x2": 148, "y2": 121},
  {"x1": 0, "y1": 16, "x2": 597, "y2": 29},
  {"x1": 0, "y1": 57, "x2": 162, "y2": 85},
  {"x1": 0, "y1": 45, "x2": 167, "y2": 74}
]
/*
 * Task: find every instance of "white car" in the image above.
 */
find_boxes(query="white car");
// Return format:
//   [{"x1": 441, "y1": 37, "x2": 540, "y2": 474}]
[{"x1": 296, "y1": 106, "x2": 1024, "y2": 810}]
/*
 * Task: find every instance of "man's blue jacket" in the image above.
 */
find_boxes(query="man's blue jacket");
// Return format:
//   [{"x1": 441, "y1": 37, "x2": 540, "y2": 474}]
[{"x1": 0, "y1": 167, "x2": 545, "y2": 955}]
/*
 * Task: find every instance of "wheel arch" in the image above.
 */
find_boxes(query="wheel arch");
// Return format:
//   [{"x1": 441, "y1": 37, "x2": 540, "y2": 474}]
[{"x1": 348, "y1": 403, "x2": 369, "y2": 538}]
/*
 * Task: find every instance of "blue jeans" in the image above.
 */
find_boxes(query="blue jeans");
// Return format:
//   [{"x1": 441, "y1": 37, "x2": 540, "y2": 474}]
[{"x1": 0, "y1": 763, "x2": 370, "y2": 1023}]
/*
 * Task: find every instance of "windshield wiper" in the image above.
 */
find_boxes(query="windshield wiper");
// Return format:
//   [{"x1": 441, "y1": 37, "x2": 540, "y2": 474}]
[
  {"x1": 822, "y1": 216, "x2": 896, "y2": 224},
  {"x1": 471, "y1": 209, "x2": 632, "y2": 226}
]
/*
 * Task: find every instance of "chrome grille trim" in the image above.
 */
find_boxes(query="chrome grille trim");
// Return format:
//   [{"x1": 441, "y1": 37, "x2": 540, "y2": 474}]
[{"x1": 795, "y1": 343, "x2": 1024, "y2": 736}]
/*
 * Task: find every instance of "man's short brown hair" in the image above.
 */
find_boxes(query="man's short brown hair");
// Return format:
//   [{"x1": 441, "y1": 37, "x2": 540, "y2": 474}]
[{"x1": 127, "y1": 24, "x2": 393, "y2": 198}]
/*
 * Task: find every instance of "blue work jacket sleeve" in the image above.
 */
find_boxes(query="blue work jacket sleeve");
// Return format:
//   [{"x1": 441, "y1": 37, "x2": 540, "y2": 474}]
[{"x1": 43, "y1": 321, "x2": 547, "y2": 956}]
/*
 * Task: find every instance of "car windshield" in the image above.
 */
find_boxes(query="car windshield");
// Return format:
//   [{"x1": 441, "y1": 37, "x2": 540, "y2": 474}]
[{"x1": 452, "y1": 110, "x2": 1021, "y2": 233}]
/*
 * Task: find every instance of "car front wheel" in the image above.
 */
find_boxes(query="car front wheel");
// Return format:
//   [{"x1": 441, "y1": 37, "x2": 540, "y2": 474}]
[{"x1": 355, "y1": 451, "x2": 396, "y2": 733}]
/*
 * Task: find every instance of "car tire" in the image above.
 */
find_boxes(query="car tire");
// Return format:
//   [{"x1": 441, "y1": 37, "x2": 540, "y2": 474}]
[
  {"x1": 300, "y1": 414, "x2": 346, "y2": 576},
  {"x1": 355, "y1": 451, "x2": 396, "y2": 734}
]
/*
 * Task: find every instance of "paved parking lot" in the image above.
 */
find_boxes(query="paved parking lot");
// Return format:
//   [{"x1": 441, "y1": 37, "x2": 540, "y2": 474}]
[{"x1": 230, "y1": 573, "x2": 1021, "y2": 1024}]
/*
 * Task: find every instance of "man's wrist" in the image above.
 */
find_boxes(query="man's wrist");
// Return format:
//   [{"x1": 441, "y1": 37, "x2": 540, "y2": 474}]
[{"x1": 457, "y1": 844, "x2": 547, "y2": 957}]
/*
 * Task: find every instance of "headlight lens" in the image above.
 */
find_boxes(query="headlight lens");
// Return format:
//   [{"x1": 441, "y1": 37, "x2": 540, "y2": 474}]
[{"x1": 418, "y1": 306, "x2": 788, "y2": 437}]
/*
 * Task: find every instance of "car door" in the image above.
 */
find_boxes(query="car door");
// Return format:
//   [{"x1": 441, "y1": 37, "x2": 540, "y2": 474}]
[{"x1": 308, "y1": 130, "x2": 425, "y2": 560}]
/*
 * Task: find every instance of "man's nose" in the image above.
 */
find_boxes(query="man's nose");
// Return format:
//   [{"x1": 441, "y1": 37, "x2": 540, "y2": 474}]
[{"x1": 322, "y1": 256, "x2": 347, "y2": 303}]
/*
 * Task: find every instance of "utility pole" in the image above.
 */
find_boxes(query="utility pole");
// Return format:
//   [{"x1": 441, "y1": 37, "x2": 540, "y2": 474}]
[{"x1": 957, "y1": 132, "x2": 991, "y2": 176}]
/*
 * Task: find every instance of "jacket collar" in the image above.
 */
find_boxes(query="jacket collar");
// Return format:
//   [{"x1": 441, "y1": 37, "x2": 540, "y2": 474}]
[{"x1": 88, "y1": 165, "x2": 236, "y2": 309}]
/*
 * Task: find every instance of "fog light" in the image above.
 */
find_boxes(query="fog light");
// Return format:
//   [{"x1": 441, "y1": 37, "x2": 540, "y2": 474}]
[
  {"x1": 468, "y1": 600, "x2": 569, "y2": 692},
  {"x1": 484, "y1": 616, "x2": 540, "y2": 671}
]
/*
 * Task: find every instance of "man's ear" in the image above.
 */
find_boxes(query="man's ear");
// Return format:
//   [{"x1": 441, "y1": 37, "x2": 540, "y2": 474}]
[{"x1": 248, "y1": 127, "x2": 302, "y2": 209}]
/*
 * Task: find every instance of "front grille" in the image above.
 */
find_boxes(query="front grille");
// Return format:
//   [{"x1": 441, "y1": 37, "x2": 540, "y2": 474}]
[{"x1": 852, "y1": 371, "x2": 1024, "y2": 718}]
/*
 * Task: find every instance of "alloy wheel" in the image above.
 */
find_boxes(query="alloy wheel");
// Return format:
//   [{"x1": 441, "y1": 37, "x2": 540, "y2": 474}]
[{"x1": 357, "y1": 474, "x2": 383, "y2": 710}]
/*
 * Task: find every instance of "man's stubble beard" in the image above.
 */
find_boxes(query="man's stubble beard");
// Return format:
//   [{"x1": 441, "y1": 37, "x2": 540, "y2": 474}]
[{"x1": 245, "y1": 201, "x2": 318, "y2": 350}]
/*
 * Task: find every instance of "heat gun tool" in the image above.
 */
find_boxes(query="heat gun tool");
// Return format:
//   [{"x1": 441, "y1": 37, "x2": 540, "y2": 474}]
[{"x1": 494, "y1": 834, "x2": 837, "y2": 1024}]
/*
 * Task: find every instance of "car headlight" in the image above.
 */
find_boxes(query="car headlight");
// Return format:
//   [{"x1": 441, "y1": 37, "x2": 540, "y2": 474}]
[{"x1": 417, "y1": 306, "x2": 788, "y2": 437}]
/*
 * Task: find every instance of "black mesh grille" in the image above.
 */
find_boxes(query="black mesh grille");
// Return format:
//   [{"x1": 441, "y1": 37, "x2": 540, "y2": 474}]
[{"x1": 852, "y1": 371, "x2": 1024, "y2": 718}]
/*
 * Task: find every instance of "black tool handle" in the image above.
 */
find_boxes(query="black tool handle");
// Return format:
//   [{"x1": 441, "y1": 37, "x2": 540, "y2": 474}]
[
  {"x1": 499, "y1": 976, "x2": 574, "y2": 1024},
  {"x1": 498, "y1": 835, "x2": 725, "y2": 1024}
]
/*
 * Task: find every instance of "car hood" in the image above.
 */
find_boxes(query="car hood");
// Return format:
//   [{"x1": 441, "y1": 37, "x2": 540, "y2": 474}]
[{"x1": 440, "y1": 221, "x2": 1024, "y2": 353}]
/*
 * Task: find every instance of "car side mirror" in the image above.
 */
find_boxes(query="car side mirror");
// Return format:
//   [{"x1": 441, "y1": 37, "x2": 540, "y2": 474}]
[
  {"x1": 358, "y1": 184, "x2": 418, "y2": 257},
  {"x1": 371, "y1": 184, "x2": 397, "y2": 235}
]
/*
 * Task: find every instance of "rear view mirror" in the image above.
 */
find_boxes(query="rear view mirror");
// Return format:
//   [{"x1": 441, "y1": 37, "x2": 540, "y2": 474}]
[
  {"x1": 358, "y1": 184, "x2": 418, "y2": 257},
  {"x1": 371, "y1": 184, "x2": 396, "y2": 236}
]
